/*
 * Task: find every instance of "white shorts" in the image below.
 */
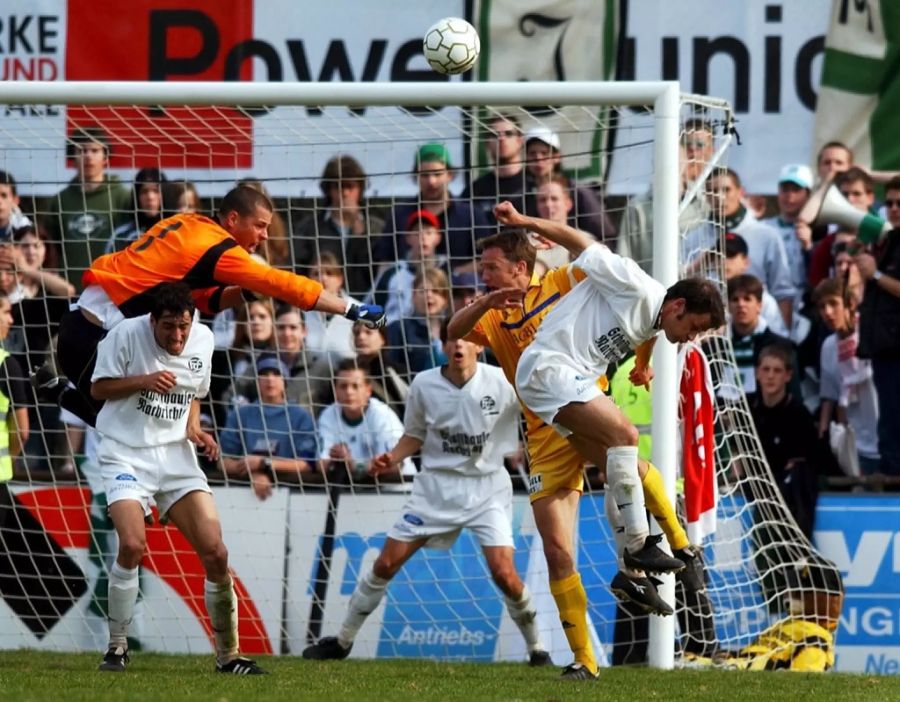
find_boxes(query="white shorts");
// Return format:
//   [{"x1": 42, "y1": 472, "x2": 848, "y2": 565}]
[
  {"x1": 388, "y1": 470, "x2": 513, "y2": 550},
  {"x1": 99, "y1": 436, "x2": 211, "y2": 518},
  {"x1": 515, "y1": 349, "x2": 603, "y2": 438}
]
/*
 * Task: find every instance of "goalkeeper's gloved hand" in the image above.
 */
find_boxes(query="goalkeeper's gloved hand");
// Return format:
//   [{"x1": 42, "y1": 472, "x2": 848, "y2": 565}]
[{"x1": 345, "y1": 302, "x2": 387, "y2": 329}]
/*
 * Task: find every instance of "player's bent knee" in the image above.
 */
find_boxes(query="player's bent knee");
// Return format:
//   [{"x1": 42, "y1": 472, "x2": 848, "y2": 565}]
[
  {"x1": 542, "y1": 541, "x2": 574, "y2": 578},
  {"x1": 372, "y1": 554, "x2": 402, "y2": 580},
  {"x1": 489, "y1": 564, "x2": 522, "y2": 596},
  {"x1": 117, "y1": 537, "x2": 146, "y2": 567},
  {"x1": 200, "y1": 541, "x2": 229, "y2": 577}
]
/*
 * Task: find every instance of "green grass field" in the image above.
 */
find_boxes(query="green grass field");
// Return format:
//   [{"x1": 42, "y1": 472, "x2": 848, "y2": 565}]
[{"x1": 1, "y1": 651, "x2": 898, "y2": 702}]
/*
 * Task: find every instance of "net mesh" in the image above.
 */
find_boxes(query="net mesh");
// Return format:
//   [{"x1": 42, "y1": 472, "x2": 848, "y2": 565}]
[{"x1": 0, "y1": 89, "x2": 840, "y2": 663}]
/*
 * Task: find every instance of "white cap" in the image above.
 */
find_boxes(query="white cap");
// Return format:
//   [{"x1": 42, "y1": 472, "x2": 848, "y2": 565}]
[
  {"x1": 778, "y1": 164, "x2": 813, "y2": 190},
  {"x1": 524, "y1": 126, "x2": 561, "y2": 151}
]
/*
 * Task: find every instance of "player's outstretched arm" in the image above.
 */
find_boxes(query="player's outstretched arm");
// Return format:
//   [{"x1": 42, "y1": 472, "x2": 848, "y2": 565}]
[
  {"x1": 494, "y1": 201, "x2": 595, "y2": 256},
  {"x1": 369, "y1": 434, "x2": 423, "y2": 477},
  {"x1": 447, "y1": 287, "x2": 525, "y2": 341}
]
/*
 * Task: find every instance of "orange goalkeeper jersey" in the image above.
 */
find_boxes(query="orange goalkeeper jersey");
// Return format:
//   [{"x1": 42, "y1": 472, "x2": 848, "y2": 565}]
[{"x1": 83, "y1": 213, "x2": 323, "y2": 317}]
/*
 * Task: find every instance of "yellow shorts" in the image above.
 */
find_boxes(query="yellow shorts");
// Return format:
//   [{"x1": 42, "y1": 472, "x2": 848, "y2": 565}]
[{"x1": 525, "y1": 426, "x2": 585, "y2": 502}]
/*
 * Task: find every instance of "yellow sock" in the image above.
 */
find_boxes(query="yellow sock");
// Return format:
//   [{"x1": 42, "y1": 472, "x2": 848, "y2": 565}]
[
  {"x1": 549, "y1": 572, "x2": 597, "y2": 673},
  {"x1": 642, "y1": 462, "x2": 690, "y2": 550}
]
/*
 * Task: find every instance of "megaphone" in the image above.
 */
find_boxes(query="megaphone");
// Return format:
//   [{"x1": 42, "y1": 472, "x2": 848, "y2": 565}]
[{"x1": 799, "y1": 179, "x2": 892, "y2": 245}]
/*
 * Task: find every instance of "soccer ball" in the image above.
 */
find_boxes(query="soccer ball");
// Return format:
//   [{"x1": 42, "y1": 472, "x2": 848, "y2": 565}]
[{"x1": 423, "y1": 18, "x2": 480, "y2": 75}]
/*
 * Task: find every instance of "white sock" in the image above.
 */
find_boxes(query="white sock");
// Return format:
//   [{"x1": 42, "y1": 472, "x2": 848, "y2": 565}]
[
  {"x1": 338, "y1": 570, "x2": 389, "y2": 649},
  {"x1": 504, "y1": 585, "x2": 543, "y2": 652},
  {"x1": 205, "y1": 576, "x2": 239, "y2": 665},
  {"x1": 606, "y1": 446, "x2": 649, "y2": 554},
  {"x1": 107, "y1": 562, "x2": 139, "y2": 650},
  {"x1": 604, "y1": 488, "x2": 644, "y2": 577}
]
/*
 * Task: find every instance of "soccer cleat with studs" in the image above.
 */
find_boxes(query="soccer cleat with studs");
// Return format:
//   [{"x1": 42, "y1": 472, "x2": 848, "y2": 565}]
[
  {"x1": 559, "y1": 662, "x2": 599, "y2": 681},
  {"x1": 528, "y1": 649, "x2": 553, "y2": 667},
  {"x1": 97, "y1": 646, "x2": 129, "y2": 672},
  {"x1": 674, "y1": 545, "x2": 706, "y2": 592},
  {"x1": 623, "y1": 533, "x2": 686, "y2": 575},
  {"x1": 215, "y1": 656, "x2": 267, "y2": 674},
  {"x1": 610, "y1": 571, "x2": 674, "y2": 616},
  {"x1": 30, "y1": 362, "x2": 67, "y2": 403},
  {"x1": 301, "y1": 636, "x2": 352, "y2": 660}
]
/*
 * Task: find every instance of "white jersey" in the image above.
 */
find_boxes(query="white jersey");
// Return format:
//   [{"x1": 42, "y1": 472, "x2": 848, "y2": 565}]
[
  {"x1": 317, "y1": 396, "x2": 415, "y2": 476},
  {"x1": 525, "y1": 243, "x2": 665, "y2": 378},
  {"x1": 405, "y1": 363, "x2": 519, "y2": 477},
  {"x1": 92, "y1": 314, "x2": 214, "y2": 448}
]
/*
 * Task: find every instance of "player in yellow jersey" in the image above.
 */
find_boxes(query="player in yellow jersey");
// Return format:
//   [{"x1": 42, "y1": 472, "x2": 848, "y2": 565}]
[{"x1": 448, "y1": 202, "x2": 703, "y2": 680}]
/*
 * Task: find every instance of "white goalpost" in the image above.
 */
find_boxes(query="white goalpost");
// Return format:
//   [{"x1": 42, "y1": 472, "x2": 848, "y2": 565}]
[{"x1": 0, "y1": 80, "x2": 839, "y2": 670}]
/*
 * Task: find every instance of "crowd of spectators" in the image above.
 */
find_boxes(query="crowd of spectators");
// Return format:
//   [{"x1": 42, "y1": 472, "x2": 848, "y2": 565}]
[{"x1": 1, "y1": 117, "x2": 898, "y2": 517}]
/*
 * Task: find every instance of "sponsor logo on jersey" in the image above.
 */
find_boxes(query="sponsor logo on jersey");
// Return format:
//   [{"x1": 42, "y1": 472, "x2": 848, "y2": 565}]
[
  {"x1": 115, "y1": 473, "x2": 137, "y2": 482},
  {"x1": 592, "y1": 326, "x2": 630, "y2": 363},
  {"x1": 528, "y1": 473, "x2": 543, "y2": 495},
  {"x1": 479, "y1": 395, "x2": 498, "y2": 415},
  {"x1": 403, "y1": 513, "x2": 424, "y2": 526},
  {"x1": 188, "y1": 356, "x2": 203, "y2": 372}
]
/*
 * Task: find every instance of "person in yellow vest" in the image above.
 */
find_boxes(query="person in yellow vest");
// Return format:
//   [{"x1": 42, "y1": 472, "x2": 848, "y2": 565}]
[{"x1": 0, "y1": 291, "x2": 29, "y2": 481}]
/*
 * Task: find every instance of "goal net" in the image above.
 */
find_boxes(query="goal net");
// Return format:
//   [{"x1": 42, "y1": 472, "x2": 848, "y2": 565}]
[{"x1": 0, "y1": 82, "x2": 840, "y2": 666}]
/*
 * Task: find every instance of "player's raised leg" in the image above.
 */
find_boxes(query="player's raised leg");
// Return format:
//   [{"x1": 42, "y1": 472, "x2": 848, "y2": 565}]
[
  {"x1": 556, "y1": 395, "x2": 683, "y2": 575},
  {"x1": 481, "y1": 545, "x2": 551, "y2": 666},
  {"x1": 302, "y1": 537, "x2": 426, "y2": 660},
  {"x1": 531, "y1": 488, "x2": 598, "y2": 679},
  {"x1": 166, "y1": 490, "x2": 266, "y2": 675},
  {"x1": 99, "y1": 499, "x2": 146, "y2": 672}
]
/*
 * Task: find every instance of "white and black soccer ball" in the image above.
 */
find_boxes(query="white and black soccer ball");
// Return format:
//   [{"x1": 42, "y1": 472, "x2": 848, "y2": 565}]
[{"x1": 423, "y1": 17, "x2": 480, "y2": 75}]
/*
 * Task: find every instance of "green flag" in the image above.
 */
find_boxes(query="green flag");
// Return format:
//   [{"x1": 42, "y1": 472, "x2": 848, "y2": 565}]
[{"x1": 815, "y1": 0, "x2": 900, "y2": 170}]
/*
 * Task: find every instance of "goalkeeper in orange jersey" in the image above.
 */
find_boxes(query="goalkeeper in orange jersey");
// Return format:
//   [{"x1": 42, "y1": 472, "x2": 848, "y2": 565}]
[
  {"x1": 447, "y1": 201, "x2": 707, "y2": 681},
  {"x1": 32, "y1": 185, "x2": 386, "y2": 427}
]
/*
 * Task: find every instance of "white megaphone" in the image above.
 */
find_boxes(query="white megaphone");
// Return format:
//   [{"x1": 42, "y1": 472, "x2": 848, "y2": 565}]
[{"x1": 799, "y1": 179, "x2": 892, "y2": 245}]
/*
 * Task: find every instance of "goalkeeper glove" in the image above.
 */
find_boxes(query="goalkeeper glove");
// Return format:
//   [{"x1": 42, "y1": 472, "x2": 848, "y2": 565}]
[{"x1": 345, "y1": 301, "x2": 386, "y2": 329}]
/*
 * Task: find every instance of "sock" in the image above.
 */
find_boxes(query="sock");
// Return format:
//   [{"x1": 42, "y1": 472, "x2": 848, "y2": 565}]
[
  {"x1": 606, "y1": 446, "x2": 649, "y2": 554},
  {"x1": 642, "y1": 462, "x2": 690, "y2": 551},
  {"x1": 205, "y1": 576, "x2": 239, "y2": 665},
  {"x1": 604, "y1": 490, "x2": 644, "y2": 577},
  {"x1": 504, "y1": 585, "x2": 543, "y2": 653},
  {"x1": 549, "y1": 572, "x2": 597, "y2": 674},
  {"x1": 107, "y1": 562, "x2": 139, "y2": 650},
  {"x1": 338, "y1": 570, "x2": 389, "y2": 649}
]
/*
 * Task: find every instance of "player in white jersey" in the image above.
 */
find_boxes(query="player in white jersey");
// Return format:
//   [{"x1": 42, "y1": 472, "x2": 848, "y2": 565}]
[
  {"x1": 515, "y1": 224, "x2": 725, "y2": 576},
  {"x1": 303, "y1": 324, "x2": 552, "y2": 666},
  {"x1": 91, "y1": 283, "x2": 265, "y2": 675}
]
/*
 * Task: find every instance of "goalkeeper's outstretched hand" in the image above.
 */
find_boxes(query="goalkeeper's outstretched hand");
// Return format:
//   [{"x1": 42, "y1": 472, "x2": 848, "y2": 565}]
[{"x1": 345, "y1": 302, "x2": 387, "y2": 329}]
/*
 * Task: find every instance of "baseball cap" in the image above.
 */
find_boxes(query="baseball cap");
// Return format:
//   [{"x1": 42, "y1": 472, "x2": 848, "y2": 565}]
[
  {"x1": 779, "y1": 164, "x2": 813, "y2": 190},
  {"x1": 724, "y1": 232, "x2": 748, "y2": 258},
  {"x1": 524, "y1": 126, "x2": 561, "y2": 151},
  {"x1": 257, "y1": 354, "x2": 289, "y2": 376},
  {"x1": 451, "y1": 270, "x2": 483, "y2": 291},
  {"x1": 406, "y1": 209, "x2": 441, "y2": 231},
  {"x1": 416, "y1": 143, "x2": 452, "y2": 169}
]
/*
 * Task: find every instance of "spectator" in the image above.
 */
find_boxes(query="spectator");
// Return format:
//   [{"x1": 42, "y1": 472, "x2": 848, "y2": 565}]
[
  {"x1": 816, "y1": 141, "x2": 853, "y2": 184},
  {"x1": 10, "y1": 226, "x2": 73, "y2": 301},
  {"x1": 723, "y1": 233, "x2": 788, "y2": 337},
  {"x1": 367, "y1": 209, "x2": 448, "y2": 322},
  {"x1": 237, "y1": 178, "x2": 290, "y2": 267},
  {"x1": 831, "y1": 236, "x2": 866, "y2": 305},
  {"x1": 292, "y1": 155, "x2": 383, "y2": 298},
  {"x1": 449, "y1": 270, "x2": 482, "y2": 313},
  {"x1": 747, "y1": 344, "x2": 821, "y2": 539},
  {"x1": 724, "y1": 274, "x2": 797, "y2": 396},
  {"x1": 854, "y1": 236, "x2": 900, "y2": 476},
  {"x1": 702, "y1": 168, "x2": 795, "y2": 331},
  {"x1": 316, "y1": 359, "x2": 414, "y2": 484},
  {"x1": 523, "y1": 127, "x2": 615, "y2": 246},
  {"x1": 531, "y1": 176, "x2": 595, "y2": 275},
  {"x1": 808, "y1": 168, "x2": 876, "y2": 289},
  {"x1": 374, "y1": 143, "x2": 490, "y2": 270},
  {"x1": 463, "y1": 114, "x2": 527, "y2": 224},
  {"x1": 163, "y1": 180, "x2": 200, "y2": 216},
  {"x1": 220, "y1": 354, "x2": 318, "y2": 501},
  {"x1": 42, "y1": 125, "x2": 131, "y2": 291},
  {"x1": 0, "y1": 171, "x2": 32, "y2": 242},
  {"x1": 106, "y1": 167, "x2": 167, "y2": 253},
  {"x1": 228, "y1": 298, "x2": 276, "y2": 403},
  {"x1": 762, "y1": 164, "x2": 815, "y2": 308},
  {"x1": 304, "y1": 251, "x2": 357, "y2": 374},
  {"x1": 386, "y1": 267, "x2": 450, "y2": 377},
  {"x1": 0, "y1": 291, "x2": 29, "y2": 481},
  {"x1": 883, "y1": 176, "x2": 900, "y2": 230},
  {"x1": 271, "y1": 305, "x2": 327, "y2": 416},
  {"x1": 814, "y1": 278, "x2": 880, "y2": 476}
]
